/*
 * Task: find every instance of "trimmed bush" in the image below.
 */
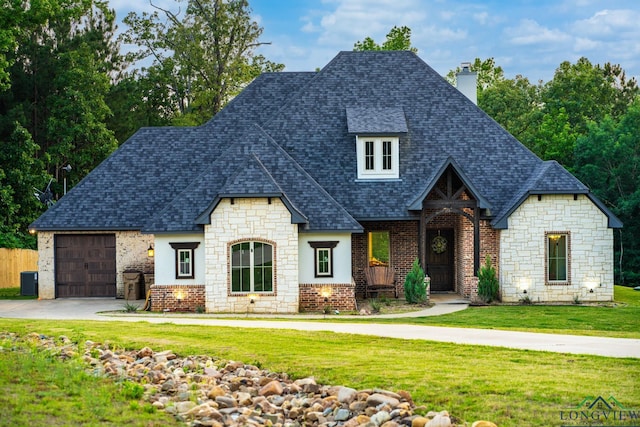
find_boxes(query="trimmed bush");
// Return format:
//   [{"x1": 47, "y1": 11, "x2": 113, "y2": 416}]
[
  {"x1": 477, "y1": 255, "x2": 499, "y2": 303},
  {"x1": 404, "y1": 258, "x2": 427, "y2": 304}
]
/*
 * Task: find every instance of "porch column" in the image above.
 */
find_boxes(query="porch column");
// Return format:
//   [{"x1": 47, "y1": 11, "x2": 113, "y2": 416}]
[
  {"x1": 474, "y1": 205, "x2": 480, "y2": 275},
  {"x1": 419, "y1": 209, "x2": 427, "y2": 268}
]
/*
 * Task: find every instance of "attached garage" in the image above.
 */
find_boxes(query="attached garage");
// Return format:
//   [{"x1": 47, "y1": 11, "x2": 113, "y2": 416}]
[{"x1": 55, "y1": 234, "x2": 116, "y2": 297}]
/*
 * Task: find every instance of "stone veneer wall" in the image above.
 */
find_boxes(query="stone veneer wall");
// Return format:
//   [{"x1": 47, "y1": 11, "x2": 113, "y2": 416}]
[
  {"x1": 150, "y1": 284, "x2": 205, "y2": 312},
  {"x1": 36, "y1": 230, "x2": 153, "y2": 299},
  {"x1": 205, "y1": 198, "x2": 299, "y2": 313},
  {"x1": 298, "y1": 283, "x2": 357, "y2": 311},
  {"x1": 36, "y1": 232, "x2": 55, "y2": 299},
  {"x1": 500, "y1": 194, "x2": 614, "y2": 303},
  {"x1": 351, "y1": 221, "x2": 419, "y2": 298}
]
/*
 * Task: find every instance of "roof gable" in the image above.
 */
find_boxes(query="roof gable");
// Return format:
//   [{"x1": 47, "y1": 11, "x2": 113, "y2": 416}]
[
  {"x1": 407, "y1": 157, "x2": 492, "y2": 211},
  {"x1": 143, "y1": 125, "x2": 362, "y2": 233},
  {"x1": 492, "y1": 161, "x2": 621, "y2": 228}
]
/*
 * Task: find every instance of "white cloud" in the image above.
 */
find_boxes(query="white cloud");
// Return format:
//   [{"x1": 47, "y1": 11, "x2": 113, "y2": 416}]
[
  {"x1": 572, "y1": 9, "x2": 640, "y2": 38},
  {"x1": 573, "y1": 37, "x2": 601, "y2": 52},
  {"x1": 504, "y1": 19, "x2": 571, "y2": 46},
  {"x1": 308, "y1": 0, "x2": 427, "y2": 46},
  {"x1": 473, "y1": 12, "x2": 489, "y2": 25}
]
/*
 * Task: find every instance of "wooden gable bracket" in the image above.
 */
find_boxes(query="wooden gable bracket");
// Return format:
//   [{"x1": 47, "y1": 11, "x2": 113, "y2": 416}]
[{"x1": 420, "y1": 166, "x2": 481, "y2": 275}]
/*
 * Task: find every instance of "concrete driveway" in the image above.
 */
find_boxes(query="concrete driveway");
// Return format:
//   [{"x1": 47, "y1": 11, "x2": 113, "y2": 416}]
[{"x1": 0, "y1": 298, "x2": 638, "y2": 359}]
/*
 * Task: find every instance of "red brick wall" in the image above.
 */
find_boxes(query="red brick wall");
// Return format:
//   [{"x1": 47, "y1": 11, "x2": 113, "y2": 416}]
[
  {"x1": 352, "y1": 216, "x2": 500, "y2": 300},
  {"x1": 299, "y1": 283, "x2": 357, "y2": 311},
  {"x1": 457, "y1": 214, "x2": 500, "y2": 298},
  {"x1": 352, "y1": 221, "x2": 420, "y2": 298},
  {"x1": 150, "y1": 284, "x2": 206, "y2": 312}
]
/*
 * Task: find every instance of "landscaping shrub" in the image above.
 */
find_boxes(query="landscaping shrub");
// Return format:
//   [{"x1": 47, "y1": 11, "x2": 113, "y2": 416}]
[
  {"x1": 477, "y1": 255, "x2": 499, "y2": 303},
  {"x1": 404, "y1": 258, "x2": 427, "y2": 304}
]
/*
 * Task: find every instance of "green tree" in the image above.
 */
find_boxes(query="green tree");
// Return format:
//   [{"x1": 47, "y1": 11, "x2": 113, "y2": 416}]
[
  {"x1": 354, "y1": 26, "x2": 417, "y2": 53},
  {"x1": 121, "y1": 0, "x2": 283, "y2": 126},
  {"x1": 543, "y1": 58, "x2": 637, "y2": 136},
  {"x1": 403, "y1": 259, "x2": 426, "y2": 304},
  {"x1": 574, "y1": 99, "x2": 640, "y2": 284},
  {"x1": 530, "y1": 107, "x2": 580, "y2": 167},
  {"x1": 479, "y1": 75, "x2": 542, "y2": 143},
  {"x1": 535, "y1": 58, "x2": 638, "y2": 168},
  {"x1": 0, "y1": 0, "x2": 121, "y2": 246},
  {"x1": 106, "y1": 69, "x2": 175, "y2": 144},
  {"x1": 0, "y1": 118, "x2": 43, "y2": 248}
]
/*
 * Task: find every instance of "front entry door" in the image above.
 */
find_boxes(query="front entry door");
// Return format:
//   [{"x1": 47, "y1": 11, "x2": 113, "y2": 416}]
[{"x1": 426, "y1": 229, "x2": 454, "y2": 292}]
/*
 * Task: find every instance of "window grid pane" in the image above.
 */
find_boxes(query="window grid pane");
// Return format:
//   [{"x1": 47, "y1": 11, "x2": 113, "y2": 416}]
[
  {"x1": 318, "y1": 249, "x2": 330, "y2": 274},
  {"x1": 178, "y1": 249, "x2": 191, "y2": 276},
  {"x1": 365, "y1": 140, "x2": 374, "y2": 170},
  {"x1": 382, "y1": 140, "x2": 392, "y2": 170}
]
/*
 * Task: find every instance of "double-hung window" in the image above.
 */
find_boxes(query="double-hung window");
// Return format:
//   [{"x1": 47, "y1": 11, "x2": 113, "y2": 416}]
[
  {"x1": 357, "y1": 136, "x2": 399, "y2": 179},
  {"x1": 309, "y1": 241, "x2": 339, "y2": 278},
  {"x1": 231, "y1": 241, "x2": 273, "y2": 293},
  {"x1": 170, "y1": 242, "x2": 200, "y2": 279},
  {"x1": 546, "y1": 232, "x2": 570, "y2": 284}
]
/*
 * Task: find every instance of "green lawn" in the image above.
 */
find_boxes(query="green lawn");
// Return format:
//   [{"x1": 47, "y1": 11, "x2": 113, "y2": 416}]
[
  {"x1": 0, "y1": 319, "x2": 637, "y2": 427},
  {"x1": 0, "y1": 287, "x2": 37, "y2": 300},
  {"x1": 0, "y1": 337, "x2": 180, "y2": 427},
  {"x1": 333, "y1": 285, "x2": 640, "y2": 339},
  {"x1": 0, "y1": 286, "x2": 638, "y2": 426}
]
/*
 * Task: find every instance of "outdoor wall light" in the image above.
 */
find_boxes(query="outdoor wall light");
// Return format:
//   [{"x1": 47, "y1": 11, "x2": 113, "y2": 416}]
[
  {"x1": 585, "y1": 279, "x2": 599, "y2": 294},
  {"x1": 248, "y1": 294, "x2": 258, "y2": 304},
  {"x1": 175, "y1": 290, "x2": 185, "y2": 301},
  {"x1": 320, "y1": 287, "x2": 332, "y2": 303},
  {"x1": 518, "y1": 277, "x2": 531, "y2": 295},
  {"x1": 147, "y1": 244, "x2": 154, "y2": 257}
]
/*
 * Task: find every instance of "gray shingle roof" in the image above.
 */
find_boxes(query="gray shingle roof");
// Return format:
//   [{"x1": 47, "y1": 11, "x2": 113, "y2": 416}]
[
  {"x1": 346, "y1": 107, "x2": 408, "y2": 134},
  {"x1": 30, "y1": 50, "x2": 620, "y2": 233}
]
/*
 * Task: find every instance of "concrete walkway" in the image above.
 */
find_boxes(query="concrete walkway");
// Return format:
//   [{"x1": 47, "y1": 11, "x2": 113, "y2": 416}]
[{"x1": 0, "y1": 297, "x2": 638, "y2": 359}]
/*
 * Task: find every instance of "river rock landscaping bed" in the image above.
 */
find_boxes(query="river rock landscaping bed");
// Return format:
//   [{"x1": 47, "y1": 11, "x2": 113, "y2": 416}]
[{"x1": 0, "y1": 332, "x2": 497, "y2": 427}]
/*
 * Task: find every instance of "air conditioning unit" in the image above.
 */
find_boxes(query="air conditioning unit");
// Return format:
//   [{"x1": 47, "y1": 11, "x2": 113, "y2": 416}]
[{"x1": 20, "y1": 271, "x2": 38, "y2": 297}]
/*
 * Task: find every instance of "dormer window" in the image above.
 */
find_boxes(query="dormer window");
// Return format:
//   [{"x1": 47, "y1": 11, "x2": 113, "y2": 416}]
[
  {"x1": 357, "y1": 136, "x2": 399, "y2": 179},
  {"x1": 346, "y1": 106, "x2": 407, "y2": 181}
]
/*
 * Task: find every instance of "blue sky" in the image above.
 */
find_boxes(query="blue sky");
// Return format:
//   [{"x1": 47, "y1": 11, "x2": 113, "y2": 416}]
[{"x1": 112, "y1": 0, "x2": 640, "y2": 83}]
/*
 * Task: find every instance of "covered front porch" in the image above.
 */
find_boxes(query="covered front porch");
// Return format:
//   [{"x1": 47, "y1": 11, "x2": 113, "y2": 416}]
[
  {"x1": 352, "y1": 161, "x2": 499, "y2": 301},
  {"x1": 417, "y1": 163, "x2": 499, "y2": 299}
]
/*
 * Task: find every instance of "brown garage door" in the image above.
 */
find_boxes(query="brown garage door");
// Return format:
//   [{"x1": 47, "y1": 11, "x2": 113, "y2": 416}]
[{"x1": 55, "y1": 234, "x2": 116, "y2": 297}]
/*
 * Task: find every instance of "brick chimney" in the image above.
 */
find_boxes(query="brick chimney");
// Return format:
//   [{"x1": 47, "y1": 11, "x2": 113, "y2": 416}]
[{"x1": 455, "y1": 62, "x2": 477, "y2": 105}]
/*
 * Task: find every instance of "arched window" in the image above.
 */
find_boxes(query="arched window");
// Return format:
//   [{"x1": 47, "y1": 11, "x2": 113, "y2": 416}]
[{"x1": 230, "y1": 241, "x2": 273, "y2": 293}]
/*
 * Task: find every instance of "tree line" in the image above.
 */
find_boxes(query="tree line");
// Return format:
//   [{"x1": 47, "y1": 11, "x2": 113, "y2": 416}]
[{"x1": 0, "y1": 6, "x2": 638, "y2": 284}]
